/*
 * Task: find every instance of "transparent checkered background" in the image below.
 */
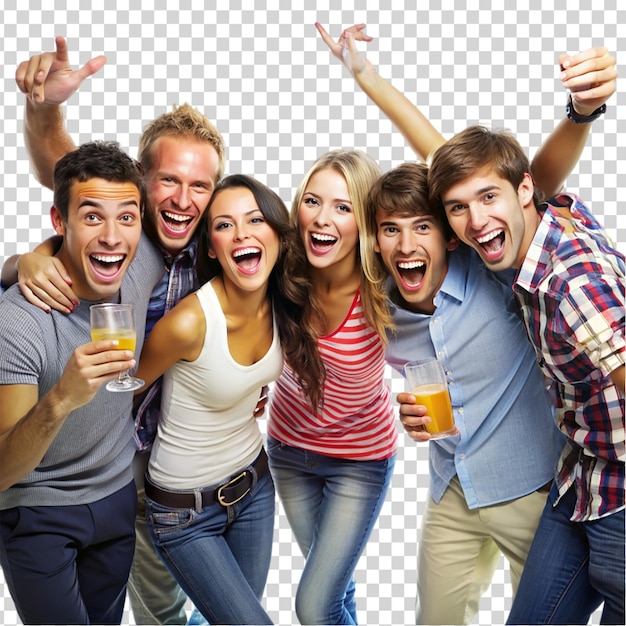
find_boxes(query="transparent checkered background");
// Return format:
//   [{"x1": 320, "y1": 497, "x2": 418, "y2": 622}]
[{"x1": 0, "y1": 1, "x2": 622, "y2": 625}]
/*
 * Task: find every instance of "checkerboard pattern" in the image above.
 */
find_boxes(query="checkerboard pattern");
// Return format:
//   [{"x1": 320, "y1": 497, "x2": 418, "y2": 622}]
[{"x1": 1, "y1": 1, "x2": 622, "y2": 624}]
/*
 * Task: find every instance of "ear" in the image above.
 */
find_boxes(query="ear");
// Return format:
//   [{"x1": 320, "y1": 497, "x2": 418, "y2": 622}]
[
  {"x1": 446, "y1": 235, "x2": 460, "y2": 252},
  {"x1": 50, "y1": 205, "x2": 66, "y2": 236},
  {"x1": 517, "y1": 173, "x2": 535, "y2": 208},
  {"x1": 207, "y1": 246, "x2": 217, "y2": 259}
]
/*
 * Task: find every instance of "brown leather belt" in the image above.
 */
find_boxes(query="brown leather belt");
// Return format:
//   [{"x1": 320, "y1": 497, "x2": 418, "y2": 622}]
[{"x1": 145, "y1": 448, "x2": 269, "y2": 509}]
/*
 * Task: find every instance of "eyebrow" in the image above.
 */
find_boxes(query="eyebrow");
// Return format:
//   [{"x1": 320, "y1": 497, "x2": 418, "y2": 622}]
[
  {"x1": 211, "y1": 208, "x2": 262, "y2": 222},
  {"x1": 304, "y1": 191, "x2": 352, "y2": 205},
  {"x1": 442, "y1": 185, "x2": 500, "y2": 207},
  {"x1": 78, "y1": 199, "x2": 140, "y2": 209}
]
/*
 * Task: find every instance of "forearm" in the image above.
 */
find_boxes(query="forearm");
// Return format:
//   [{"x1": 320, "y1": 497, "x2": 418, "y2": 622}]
[
  {"x1": 354, "y1": 70, "x2": 446, "y2": 161},
  {"x1": 24, "y1": 99, "x2": 76, "y2": 190},
  {"x1": 0, "y1": 386, "x2": 73, "y2": 491},
  {"x1": 530, "y1": 117, "x2": 592, "y2": 198}
]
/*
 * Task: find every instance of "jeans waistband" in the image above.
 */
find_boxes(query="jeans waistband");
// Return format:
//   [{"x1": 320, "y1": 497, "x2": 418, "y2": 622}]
[{"x1": 145, "y1": 448, "x2": 269, "y2": 509}]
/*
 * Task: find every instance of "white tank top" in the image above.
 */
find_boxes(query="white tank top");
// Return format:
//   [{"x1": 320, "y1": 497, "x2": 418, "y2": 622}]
[{"x1": 148, "y1": 279, "x2": 283, "y2": 489}]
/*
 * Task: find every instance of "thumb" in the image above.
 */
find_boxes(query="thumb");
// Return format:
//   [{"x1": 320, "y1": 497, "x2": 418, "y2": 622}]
[{"x1": 76, "y1": 55, "x2": 107, "y2": 82}]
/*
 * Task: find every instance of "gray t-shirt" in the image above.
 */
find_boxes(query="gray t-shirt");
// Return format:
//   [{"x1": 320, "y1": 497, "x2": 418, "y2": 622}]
[{"x1": 0, "y1": 233, "x2": 164, "y2": 509}]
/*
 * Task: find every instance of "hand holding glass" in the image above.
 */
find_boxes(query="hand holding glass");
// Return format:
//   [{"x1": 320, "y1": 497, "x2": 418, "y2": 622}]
[
  {"x1": 404, "y1": 358, "x2": 455, "y2": 439},
  {"x1": 90, "y1": 303, "x2": 144, "y2": 392}
]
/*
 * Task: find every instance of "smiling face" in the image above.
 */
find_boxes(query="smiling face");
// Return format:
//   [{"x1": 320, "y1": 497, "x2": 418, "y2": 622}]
[
  {"x1": 52, "y1": 178, "x2": 143, "y2": 301},
  {"x1": 296, "y1": 167, "x2": 359, "y2": 275},
  {"x1": 142, "y1": 135, "x2": 220, "y2": 257},
  {"x1": 441, "y1": 166, "x2": 538, "y2": 271},
  {"x1": 207, "y1": 186, "x2": 281, "y2": 293},
  {"x1": 375, "y1": 210, "x2": 455, "y2": 314}
]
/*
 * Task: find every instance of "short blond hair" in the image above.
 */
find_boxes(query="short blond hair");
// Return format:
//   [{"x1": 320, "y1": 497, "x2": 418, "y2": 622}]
[{"x1": 137, "y1": 103, "x2": 226, "y2": 183}]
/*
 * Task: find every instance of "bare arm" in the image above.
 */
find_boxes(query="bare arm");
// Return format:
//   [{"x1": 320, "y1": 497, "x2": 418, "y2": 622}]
[
  {"x1": 0, "y1": 340, "x2": 134, "y2": 491},
  {"x1": 16, "y1": 36, "x2": 106, "y2": 189},
  {"x1": 316, "y1": 23, "x2": 446, "y2": 161},
  {"x1": 609, "y1": 364, "x2": 624, "y2": 398},
  {"x1": 135, "y1": 294, "x2": 205, "y2": 390},
  {"x1": 530, "y1": 47, "x2": 617, "y2": 197}
]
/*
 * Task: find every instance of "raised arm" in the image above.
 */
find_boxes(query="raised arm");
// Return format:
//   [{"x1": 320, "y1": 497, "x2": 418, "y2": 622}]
[
  {"x1": 15, "y1": 36, "x2": 106, "y2": 189},
  {"x1": 316, "y1": 22, "x2": 446, "y2": 161},
  {"x1": 530, "y1": 47, "x2": 618, "y2": 197}
]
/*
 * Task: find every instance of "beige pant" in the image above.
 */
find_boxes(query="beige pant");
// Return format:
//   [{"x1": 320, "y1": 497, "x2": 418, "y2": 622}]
[
  {"x1": 127, "y1": 452, "x2": 188, "y2": 625},
  {"x1": 416, "y1": 475, "x2": 549, "y2": 625}
]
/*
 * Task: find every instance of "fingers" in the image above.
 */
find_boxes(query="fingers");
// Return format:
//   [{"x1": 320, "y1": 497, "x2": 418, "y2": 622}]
[
  {"x1": 16, "y1": 53, "x2": 56, "y2": 100},
  {"x1": 559, "y1": 47, "x2": 617, "y2": 92},
  {"x1": 54, "y1": 36, "x2": 69, "y2": 64}
]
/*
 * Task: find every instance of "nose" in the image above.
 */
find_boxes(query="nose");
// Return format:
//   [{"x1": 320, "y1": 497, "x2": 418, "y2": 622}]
[
  {"x1": 467, "y1": 203, "x2": 488, "y2": 231},
  {"x1": 233, "y1": 222, "x2": 251, "y2": 241},
  {"x1": 398, "y1": 229, "x2": 417, "y2": 255},
  {"x1": 174, "y1": 185, "x2": 192, "y2": 210},
  {"x1": 313, "y1": 204, "x2": 332, "y2": 227},
  {"x1": 99, "y1": 220, "x2": 122, "y2": 246}
]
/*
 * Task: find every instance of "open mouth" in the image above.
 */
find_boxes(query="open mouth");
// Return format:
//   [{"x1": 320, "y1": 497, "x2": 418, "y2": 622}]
[
  {"x1": 309, "y1": 232, "x2": 337, "y2": 253},
  {"x1": 233, "y1": 247, "x2": 262, "y2": 272},
  {"x1": 90, "y1": 253, "x2": 125, "y2": 279},
  {"x1": 475, "y1": 230, "x2": 505, "y2": 259},
  {"x1": 161, "y1": 211, "x2": 194, "y2": 235},
  {"x1": 397, "y1": 260, "x2": 426, "y2": 289}
]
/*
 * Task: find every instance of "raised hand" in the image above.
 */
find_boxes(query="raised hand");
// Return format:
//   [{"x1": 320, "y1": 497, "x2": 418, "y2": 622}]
[
  {"x1": 560, "y1": 47, "x2": 617, "y2": 116},
  {"x1": 15, "y1": 36, "x2": 106, "y2": 105},
  {"x1": 315, "y1": 22, "x2": 375, "y2": 78}
]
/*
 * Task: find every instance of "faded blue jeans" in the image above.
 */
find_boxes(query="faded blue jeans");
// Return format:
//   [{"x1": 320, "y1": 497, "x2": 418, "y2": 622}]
[
  {"x1": 145, "y1": 467, "x2": 275, "y2": 625},
  {"x1": 507, "y1": 483, "x2": 625, "y2": 625},
  {"x1": 267, "y1": 435, "x2": 395, "y2": 625}
]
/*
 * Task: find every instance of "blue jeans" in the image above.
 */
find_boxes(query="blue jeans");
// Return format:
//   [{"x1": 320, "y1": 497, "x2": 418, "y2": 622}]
[
  {"x1": 145, "y1": 466, "x2": 275, "y2": 625},
  {"x1": 0, "y1": 481, "x2": 137, "y2": 625},
  {"x1": 507, "y1": 483, "x2": 625, "y2": 625},
  {"x1": 267, "y1": 435, "x2": 395, "y2": 625}
]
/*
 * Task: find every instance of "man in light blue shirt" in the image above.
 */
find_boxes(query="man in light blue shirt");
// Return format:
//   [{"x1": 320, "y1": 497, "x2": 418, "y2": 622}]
[{"x1": 365, "y1": 163, "x2": 564, "y2": 625}]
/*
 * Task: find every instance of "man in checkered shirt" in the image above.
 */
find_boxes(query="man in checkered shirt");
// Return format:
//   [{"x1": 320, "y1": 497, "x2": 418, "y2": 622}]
[{"x1": 428, "y1": 124, "x2": 624, "y2": 625}]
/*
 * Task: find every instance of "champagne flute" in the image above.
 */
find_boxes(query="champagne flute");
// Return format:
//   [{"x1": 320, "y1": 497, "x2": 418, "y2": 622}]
[{"x1": 90, "y1": 303, "x2": 145, "y2": 392}]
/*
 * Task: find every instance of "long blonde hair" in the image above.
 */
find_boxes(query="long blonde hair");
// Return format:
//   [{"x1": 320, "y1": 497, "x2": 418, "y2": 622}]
[{"x1": 291, "y1": 150, "x2": 393, "y2": 341}]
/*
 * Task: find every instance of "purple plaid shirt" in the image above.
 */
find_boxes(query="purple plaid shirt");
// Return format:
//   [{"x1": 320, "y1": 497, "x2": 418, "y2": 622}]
[
  {"x1": 133, "y1": 239, "x2": 199, "y2": 451},
  {"x1": 514, "y1": 193, "x2": 625, "y2": 521}
]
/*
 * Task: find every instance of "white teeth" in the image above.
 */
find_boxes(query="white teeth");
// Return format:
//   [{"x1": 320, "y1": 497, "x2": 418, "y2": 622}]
[
  {"x1": 476, "y1": 230, "x2": 503, "y2": 244},
  {"x1": 163, "y1": 211, "x2": 192, "y2": 223},
  {"x1": 398, "y1": 261, "x2": 425, "y2": 270},
  {"x1": 233, "y1": 247, "x2": 261, "y2": 258},
  {"x1": 91, "y1": 254, "x2": 124, "y2": 263},
  {"x1": 311, "y1": 233, "x2": 337, "y2": 243}
]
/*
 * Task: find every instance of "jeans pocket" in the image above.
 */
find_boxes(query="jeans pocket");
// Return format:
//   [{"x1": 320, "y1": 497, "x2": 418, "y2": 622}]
[{"x1": 147, "y1": 500, "x2": 196, "y2": 535}]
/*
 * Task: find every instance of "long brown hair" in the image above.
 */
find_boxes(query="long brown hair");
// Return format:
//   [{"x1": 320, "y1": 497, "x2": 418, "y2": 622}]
[{"x1": 197, "y1": 174, "x2": 325, "y2": 411}]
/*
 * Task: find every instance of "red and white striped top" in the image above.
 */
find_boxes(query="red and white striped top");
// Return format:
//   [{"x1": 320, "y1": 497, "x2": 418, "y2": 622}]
[{"x1": 268, "y1": 289, "x2": 397, "y2": 461}]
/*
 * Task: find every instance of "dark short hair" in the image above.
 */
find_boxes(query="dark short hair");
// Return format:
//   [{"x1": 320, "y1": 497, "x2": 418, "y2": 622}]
[
  {"x1": 367, "y1": 162, "x2": 453, "y2": 241},
  {"x1": 53, "y1": 141, "x2": 145, "y2": 220},
  {"x1": 428, "y1": 125, "x2": 543, "y2": 208}
]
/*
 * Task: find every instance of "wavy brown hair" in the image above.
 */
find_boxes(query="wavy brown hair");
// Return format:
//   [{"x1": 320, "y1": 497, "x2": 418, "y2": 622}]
[{"x1": 197, "y1": 174, "x2": 325, "y2": 411}]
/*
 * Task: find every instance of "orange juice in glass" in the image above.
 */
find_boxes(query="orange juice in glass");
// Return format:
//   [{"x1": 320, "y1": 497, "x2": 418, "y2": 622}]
[
  {"x1": 404, "y1": 358, "x2": 455, "y2": 439},
  {"x1": 90, "y1": 303, "x2": 144, "y2": 392}
]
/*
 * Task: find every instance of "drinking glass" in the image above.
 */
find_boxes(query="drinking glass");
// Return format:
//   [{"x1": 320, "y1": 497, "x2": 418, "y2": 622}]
[
  {"x1": 404, "y1": 358, "x2": 455, "y2": 439},
  {"x1": 90, "y1": 303, "x2": 144, "y2": 392}
]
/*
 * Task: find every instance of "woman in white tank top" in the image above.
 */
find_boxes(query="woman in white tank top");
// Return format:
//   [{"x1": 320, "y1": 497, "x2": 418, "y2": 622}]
[{"x1": 135, "y1": 175, "x2": 323, "y2": 625}]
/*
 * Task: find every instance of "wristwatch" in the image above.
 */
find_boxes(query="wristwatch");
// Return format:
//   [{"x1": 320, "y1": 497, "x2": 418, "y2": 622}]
[{"x1": 566, "y1": 95, "x2": 607, "y2": 124}]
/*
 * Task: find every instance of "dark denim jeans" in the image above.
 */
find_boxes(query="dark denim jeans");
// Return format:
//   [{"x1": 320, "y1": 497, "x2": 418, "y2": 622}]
[{"x1": 507, "y1": 483, "x2": 625, "y2": 625}]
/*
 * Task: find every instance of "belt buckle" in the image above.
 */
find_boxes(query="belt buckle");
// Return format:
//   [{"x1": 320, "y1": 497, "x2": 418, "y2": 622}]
[{"x1": 217, "y1": 470, "x2": 251, "y2": 506}]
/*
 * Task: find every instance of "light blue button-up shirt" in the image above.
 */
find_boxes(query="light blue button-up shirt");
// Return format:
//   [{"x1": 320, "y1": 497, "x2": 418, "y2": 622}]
[{"x1": 386, "y1": 245, "x2": 565, "y2": 508}]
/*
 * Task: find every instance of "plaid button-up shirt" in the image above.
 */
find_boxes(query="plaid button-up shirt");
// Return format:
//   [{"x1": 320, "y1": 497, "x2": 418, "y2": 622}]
[
  {"x1": 133, "y1": 239, "x2": 199, "y2": 451},
  {"x1": 514, "y1": 193, "x2": 625, "y2": 521}
]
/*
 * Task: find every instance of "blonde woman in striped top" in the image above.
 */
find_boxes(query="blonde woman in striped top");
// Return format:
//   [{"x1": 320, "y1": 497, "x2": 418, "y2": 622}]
[{"x1": 267, "y1": 150, "x2": 397, "y2": 625}]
